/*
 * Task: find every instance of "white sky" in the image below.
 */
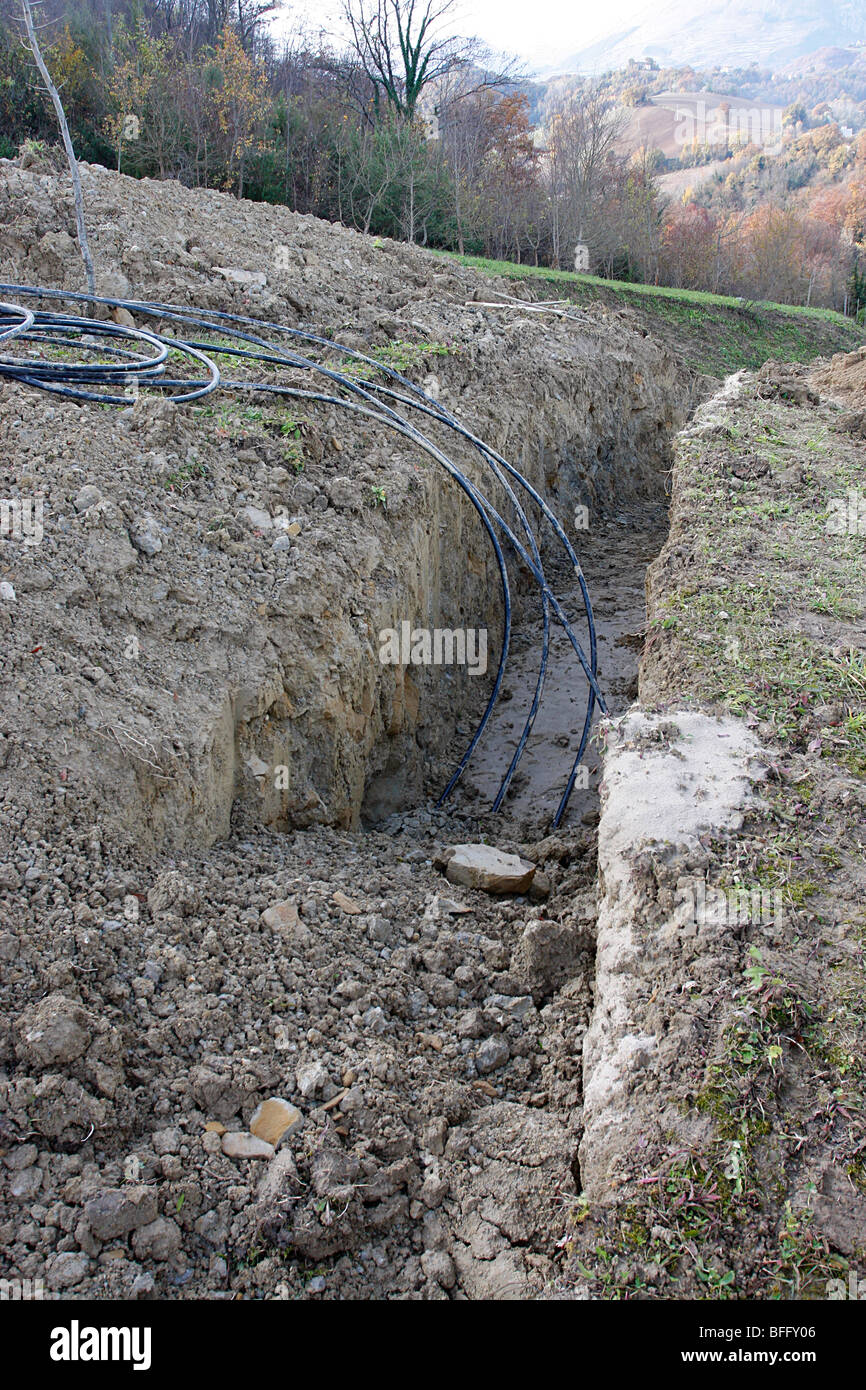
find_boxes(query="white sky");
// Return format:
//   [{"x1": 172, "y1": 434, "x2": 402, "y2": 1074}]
[{"x1": 272, "y1": 0, "x2": 653, "y2": 73}]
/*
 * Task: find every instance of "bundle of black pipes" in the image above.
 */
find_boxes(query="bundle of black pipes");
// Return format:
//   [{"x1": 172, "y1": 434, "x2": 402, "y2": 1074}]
[{"x1": 0, "y1": 284, "x2": 608, "y2": 827}]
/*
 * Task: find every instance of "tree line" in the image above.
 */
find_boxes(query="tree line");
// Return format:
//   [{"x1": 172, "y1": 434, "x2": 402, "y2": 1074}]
[{"x1": 0, "y1": 0, "x2": 863, "y2": 313}]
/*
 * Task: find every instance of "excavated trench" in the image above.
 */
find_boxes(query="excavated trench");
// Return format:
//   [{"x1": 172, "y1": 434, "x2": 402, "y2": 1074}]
[
  {"x1": 452, "y1": 503, "x2": 670, "y2": 829},
  {"x1": 302, "y1": 419, "x2": 688, "y2": 1295},
  {"x1": 345, "y1": 405, "x2": 684, "y2": 841}
]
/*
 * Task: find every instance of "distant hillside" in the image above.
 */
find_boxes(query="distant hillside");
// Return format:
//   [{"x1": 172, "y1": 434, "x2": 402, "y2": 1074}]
[
  {"x1": 619, "y1": 91, "x2": 787, "y2": 160},
  {"x1": 553, "y1": 0, "x2": 866, "y2": 75},
  {"x1": 782, "y1": 44, "x2": 866, "y2": 76}
]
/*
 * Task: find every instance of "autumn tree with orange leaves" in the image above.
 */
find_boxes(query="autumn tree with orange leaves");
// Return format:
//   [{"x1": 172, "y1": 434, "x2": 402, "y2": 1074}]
[{"x1": 206, "y1": 27, "x2": 267, "y2": 197}]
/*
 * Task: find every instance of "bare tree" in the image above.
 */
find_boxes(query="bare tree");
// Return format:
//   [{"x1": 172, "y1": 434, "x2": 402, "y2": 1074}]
[
  {"x1": 545, "y1": 85, "x2": 625, "y2": 269},
  {"x1": 19, "y1": 0, "x2": 95, "y2": 296},
  {"x1": 436, "y1": 75, "x2": 493, "y2": 253},
  {"x1": 341, "y1": 0, "x2": 520, "y2": 124},
  {"x1": 235, "y1": 0, "x2": 281, "y2": 53},
  {"x1": 343, "y1": 0, "x2": 459, "y2": 121}
]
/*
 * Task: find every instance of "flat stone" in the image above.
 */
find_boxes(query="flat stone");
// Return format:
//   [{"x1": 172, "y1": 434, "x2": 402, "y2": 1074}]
[
  {"x1": 46, "y1": 1251, "x2": 90, "y2": 1290},
  {"x1": 444, "y1": 844, "x2": 536, "y2": 895},
  {"x1": 296, "y1": 1060, "x2": 329, "y2": 1098},
  {"x1": 261, "y1": 901, "x2": 299, "y2": 930},
  {"x1": 475, "y1": 1035, "x2": 511, "y2": 1074},
  {"x1": 439, "y1": 897, "x2": 472, "y2": 915},
  {"x1": 249, "y1": 1097, "x2": 304, "y2": 1147},
  {"x1": 221, "y1": 1132, "x2": 275, "y2": 1160},
  {"x1": 240, "y1": 505, "x2": 273, "y2": 531},
  {"x1": 213, "y1": 266, "x2": 267, "y2": 289},
  {"x1": 486, "y1": 994, "x2": 536, "y2": 1021},
  {"x1": 332, "y1": 890, "x2": 361, "y2": 914},
  {"x1": 84, "y1": 1186, "x2": 158, "y2": 1240}
]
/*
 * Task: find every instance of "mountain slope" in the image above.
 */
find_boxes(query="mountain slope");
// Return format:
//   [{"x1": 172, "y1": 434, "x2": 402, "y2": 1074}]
[{"x1": 554, "y1": 0, "x2": 866, "y2": 75}]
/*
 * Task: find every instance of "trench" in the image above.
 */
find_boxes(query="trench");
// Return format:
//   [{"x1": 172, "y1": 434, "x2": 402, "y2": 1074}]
[
  {"x1": 323, "y1": 449, "x2": 682, "y2": 1292},
  {"x1": 323, "y1": 380, "x2": 695, "y2": 1296},
  {"x1": 353, "y1": 444, "x2": 680, "y2": 840},
  {"x1": 261, "y1": 328, "x2": 694, "y2": 1290},
  {"x1": 187, "y1": 406, "x2": 683, "y2": 1297},
  {"x1": 451, "y1": 501, "x2": 670, "y2": 830}
]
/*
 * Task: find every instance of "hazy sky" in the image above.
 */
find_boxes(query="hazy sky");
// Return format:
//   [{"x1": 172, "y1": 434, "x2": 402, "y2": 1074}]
[{"x1": 275, "y1": 0, "x2": 652, "y2": 71}]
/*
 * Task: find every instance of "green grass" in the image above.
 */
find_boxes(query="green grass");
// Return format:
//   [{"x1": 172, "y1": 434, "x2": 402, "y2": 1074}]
[
  {"x1": 438, "y1": 252, "x2": 865, "y2": 378},
  {"x1": 441, "y1": 252, "x2": 854, "y2": 321}
]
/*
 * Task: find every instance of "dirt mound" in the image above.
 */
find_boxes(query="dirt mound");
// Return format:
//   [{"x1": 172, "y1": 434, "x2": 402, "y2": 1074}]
[
  {"x1": 811, "y1": 343, "x2": 866, "y2": 446},
  {"x1": 561, "y1": 368, "x2": 866, "y2": 1299},
  {"x1": 811, "y1": 342, "x2": 866, "y2": 410},
  {"x1": 0, "y1": 811, "x2": 599, "y2": 1299}
]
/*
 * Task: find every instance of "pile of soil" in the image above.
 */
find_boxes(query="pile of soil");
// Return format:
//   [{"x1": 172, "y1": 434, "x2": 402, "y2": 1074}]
[
  {"x1": 812, "y1": 342, "x2": 866, "y2": 405},
  {"x1": 812, "y1": 343, "x2": 866, "y2": 436}
]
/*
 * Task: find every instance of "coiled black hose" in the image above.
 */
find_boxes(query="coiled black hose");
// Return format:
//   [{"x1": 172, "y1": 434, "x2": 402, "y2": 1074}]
[{"x1": 0, "y1": 284, "x2": 607, "y2": 824}]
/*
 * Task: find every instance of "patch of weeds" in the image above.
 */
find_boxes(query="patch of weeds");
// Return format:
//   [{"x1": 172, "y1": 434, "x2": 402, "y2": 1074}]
[
  {"x1": 282, "y1": 440, "x2": 304, "y2": 474},
  {"x1": 696, "y1": 948, "x2": 815, "y2": 1199},
  {"x1": 343, "y1": 339, "x2": 456, "y2": 381},
  {"x1": 695, "y1": 1259, "x2": 736, "y2": 1296},
  {"x1": 763, "y1": 1204, "x2": 838, "y2": 1299},
  {"x1": 810, "y1": 583, "x2": 859, "y2": 620},
  {"x1": 161, "y1": 460, "x2": 208, "y2": 492}
]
